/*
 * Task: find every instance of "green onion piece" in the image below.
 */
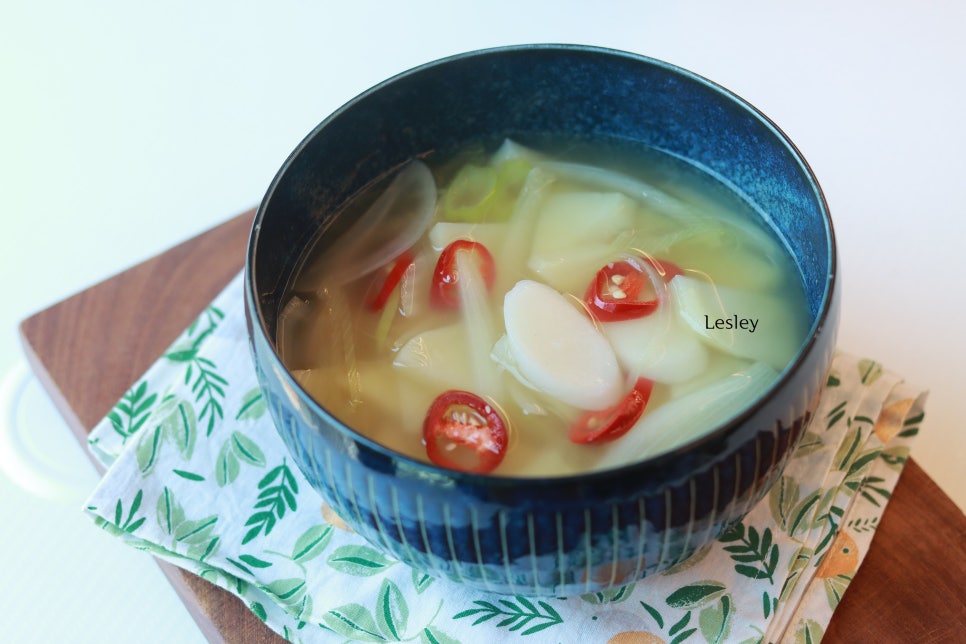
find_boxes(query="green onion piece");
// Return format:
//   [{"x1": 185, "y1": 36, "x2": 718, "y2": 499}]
[
  {"x1": 442, "y1": 164, "x2": 497, "y2": 222},
  {"x1": 441, "y1": 159, "x2": 532, "y2": 223},
  {"x1": 486, "y1": 158, "x2": 533, "y2": 221}
]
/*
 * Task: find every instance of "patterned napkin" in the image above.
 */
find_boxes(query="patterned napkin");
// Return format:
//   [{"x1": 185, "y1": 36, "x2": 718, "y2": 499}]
[{"x1": 84, "y1": 271, "x2": 927, "y2": 643}]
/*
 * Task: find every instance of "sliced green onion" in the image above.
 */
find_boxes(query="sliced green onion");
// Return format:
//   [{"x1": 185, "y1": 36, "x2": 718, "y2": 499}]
[{"x1": 443, "y1": 164, "x2": 497, "y2": 222}]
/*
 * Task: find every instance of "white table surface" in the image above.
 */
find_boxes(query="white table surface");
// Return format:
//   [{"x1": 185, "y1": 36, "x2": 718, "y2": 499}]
[{"x1": 2, "y1": 2, "x2": 963, "y2": 642}]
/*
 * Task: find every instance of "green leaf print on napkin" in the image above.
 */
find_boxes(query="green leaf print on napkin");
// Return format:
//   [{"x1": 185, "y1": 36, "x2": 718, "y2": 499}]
[
  {"x1": 666, "y1": 581, "x2": 728, "y2": 609},
  {"x1": 857, "y1": 359, "x2": 883, "y2": 385},
  {"x1": 216, "y1": 431, "x2": 267, "y2": 486},
  {"x1": 156, "y1": 486, "x2": 220, "y2": 560},
  {"x1": 453, "y1": 596, "x2": 564, "y2": 636},
  {"x1": 82, "y1": 274, "x2": 930, "y2": 644},
  {"x1": 182, "y1": 356, "x2": 228, "y2": 436},
  {"x1": 323, "y1": 601, "x2": 388, "y2": 642},
  {"x1": 165, "y1": 304, "x2": 229, "y2": 437},
  {"x1": 719, "y1": 524, "x2": 779, "y2": 584},
  {"x1": 376, "y1": 579, "x2": 408, "y2": 639},
  {"x1": 580, "y1": 583, "x2": 636, "y2": 605},
  {"x1": 291, "y1": 524, "x2": 334, "y2": 565},
  {"x1": 328, "y1": 544, "x2": 398, "y2": 577},
  {"x1": 187, "y1": 304, "x2": 226, "y2": 343},
  {"x1": 242, "y1": 460, "x2": 299, "y2": 544},
  {"x1": 638, "y1": 600, "x2": 698, "y2": 644},
  {"x1": 112, "y1": 489, "x2": 146, "y2": 533},
  {"x1": 136, "y1": 424, "x2": 164, "y2": 475},
  {"x1": 844, "y1": 476, "x2": 892, "y2": 507},
  {"x1": 698, "y1": 594, "x2": 734, "y2": 644},
  {"x1": 260, "y1": 576, "x2": 312, "y2": 621},
  {"x1": 322, "y1": 579, "x2": 455, "y2": 643},
  {"x1": 135, "y1": 395, "x2": 201, "y2": 475},
  {"x1": 161, "y1": 396, "x2": 199, "y2": 458},
  {"x1": 825, "y1": 401, "x2": 847, "y2": 431},
  {"x1": 236, "y1": 387, "x2": 268, "y2": 422},
  {"x1": 227, "y1": 524, "x2": 334, "y2": 580},
  {"x1": 793, "y1": 431, "x2": 824, "y2": 457},
  {"x1": 107, "y1": 381, "x2": 157, "y2": 441},
  {"x1": 636, "y1": 581, "x2": 737, "y2": 644},
  {"x1": 411, "y1": 569, "x2": 435, "y2": 594},
  {"x1": 793, "y1": 617, "x2": 824, "y2": 643}
]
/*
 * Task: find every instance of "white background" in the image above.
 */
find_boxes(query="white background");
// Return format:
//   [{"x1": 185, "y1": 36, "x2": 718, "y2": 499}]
[{"x1": 2, "y1": 1, "x2": 963, "y2": 642}]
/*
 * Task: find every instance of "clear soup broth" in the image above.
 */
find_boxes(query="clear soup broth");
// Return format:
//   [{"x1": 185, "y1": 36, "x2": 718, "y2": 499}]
[{"x1": 277, "y1": 139, "x2": 810, "y2": 477}]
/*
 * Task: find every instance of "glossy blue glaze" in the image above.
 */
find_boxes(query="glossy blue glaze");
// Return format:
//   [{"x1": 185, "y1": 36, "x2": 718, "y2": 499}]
[{"x1": 245, "y1": 45, "x2": 838, "y2": 596}]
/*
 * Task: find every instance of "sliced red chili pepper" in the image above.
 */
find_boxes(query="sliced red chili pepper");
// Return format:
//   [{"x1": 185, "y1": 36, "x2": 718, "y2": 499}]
[
  {"x1": 569, "y1": 377, "x2": 654, "y2": 444},
  {"x1": 430, "y1": 240, "x2": 495, "y2": 309},
  {"x1": 584, "y1": 257, "x2": 682, "y2": 322},
  {"x1": 423, "y1": 390, "x2": 508, "y2": 473},
  {"x1": 367, "y1": 250, "x2": 414, "y2": 311}
]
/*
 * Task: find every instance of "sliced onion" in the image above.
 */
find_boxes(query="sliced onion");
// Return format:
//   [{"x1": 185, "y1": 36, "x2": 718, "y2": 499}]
[
  {"x1": 592, "y1": 362, "x2": 779, "y2": 469},
  {"x1": 537, "y1": 161, "x2": 697, "y2": 221},
  {"x1": 277, "y1": 295, "x2": 309, "y2": 367},
  {"x1": 495, "y1": 167, "x2": 555, "y2": 294},
  {"x1": 305, "y1": 160, "x2": 436, "y2": 288},
  {"x1": 455, "y1": 250, "x2": 502, "y2": 399}
]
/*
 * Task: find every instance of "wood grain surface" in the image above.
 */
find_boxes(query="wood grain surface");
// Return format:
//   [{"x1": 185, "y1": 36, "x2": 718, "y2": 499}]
[{"x1": 19, "y1": 211, "x2": 966, "y2": 643}]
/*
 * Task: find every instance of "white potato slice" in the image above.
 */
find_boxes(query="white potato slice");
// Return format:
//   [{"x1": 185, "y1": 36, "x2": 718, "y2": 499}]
[
  {"x1": 670, "y1": 275, "x2": 805, "y2": 370},
  {"x1": 528, "y1": 191, "x2": 636, "y2": 293},
  {"x1": 392, "y1": 324, "x2": 477, "y2": 393},
  {"x1": 601, "y1": 304, "x2": 710, "y2": 384},
  {"x1": 503, "y1": 280, "x2": 623, "y2": 411}
]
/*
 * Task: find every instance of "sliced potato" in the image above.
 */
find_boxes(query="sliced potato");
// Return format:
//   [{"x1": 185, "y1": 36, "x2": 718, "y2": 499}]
[
  {"x1": 670, "y1": 275, "x2": 805, "y2": 370},
  {"x1": 503, "y1": 280, "x2": 623, "y2": 411},
  {"x1": 601, "y1": 304, "x2": 710, "y2": 384},
  {"x1": 528, "y1": 190, "x2": 636, "y2": 293},
  {"x1": 393, "y1": 324, "x2": 477, "y2": 393}
]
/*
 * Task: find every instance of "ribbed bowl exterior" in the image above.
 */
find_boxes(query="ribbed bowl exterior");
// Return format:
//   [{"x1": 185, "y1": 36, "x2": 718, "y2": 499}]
[
  {"x1": 248, "y1": 289, "x2": 836, "y2": 596},
  {"x1": 245, "y1": 45, "x2": 838, "y2": 596}
]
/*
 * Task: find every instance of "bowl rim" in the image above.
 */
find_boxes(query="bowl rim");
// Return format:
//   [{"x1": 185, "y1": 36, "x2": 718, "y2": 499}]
[{"x1": 246, "y1": 42, "x2": 838, "y2": 489}]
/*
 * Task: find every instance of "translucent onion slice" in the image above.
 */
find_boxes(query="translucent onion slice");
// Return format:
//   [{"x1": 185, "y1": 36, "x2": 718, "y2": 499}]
[
  {"x1": 300, "y1": 160, "x2": 436, "y2": 288},
  {"x1": 428, "y1": 221, "x2": 509, "y2": 251},
  {"x1": 537, "y1": 160, "x2": 697, "y2": 221},
  {"x1": 455, "y1": 250, "x2": 502, "y2": 399},
  {"x1": 277, "y1": 295, "x2": 309, "y2": 367},
  {"x1": 592, "y1": 362, "x2": 779, "y2": 469},
  {"x1": 495, "y1": 168, "x2": 555, "y2": 294}
]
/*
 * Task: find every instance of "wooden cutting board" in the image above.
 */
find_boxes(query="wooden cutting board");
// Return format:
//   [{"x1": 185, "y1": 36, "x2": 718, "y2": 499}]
[{"x1": 19, "y1": 210, "x2": 966, "y2": 643}]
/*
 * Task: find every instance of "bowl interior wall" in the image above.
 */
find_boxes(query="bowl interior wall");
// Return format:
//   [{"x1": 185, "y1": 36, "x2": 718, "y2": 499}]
[{"x1": 252, "y1": 47, "x2": 830, "y2": 340}]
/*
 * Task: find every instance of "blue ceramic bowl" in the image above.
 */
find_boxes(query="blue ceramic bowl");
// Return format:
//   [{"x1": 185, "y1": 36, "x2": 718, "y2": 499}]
[{"x1": 245, "y1": 44, "x2": 838, "y2": 596}]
